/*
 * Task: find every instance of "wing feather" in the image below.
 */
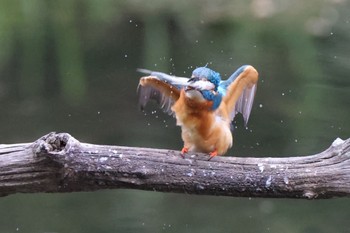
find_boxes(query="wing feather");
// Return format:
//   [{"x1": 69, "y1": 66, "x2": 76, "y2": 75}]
[
  {"x1": 219, "y1": 65, "x2": 259, "y2": 126},
  {"x1": 137, "y1": 76, "x2": 181, "y2": 116},
  {"x1": 234, "y1": 83, "x2": 257, "y2": 126},
  {"x1": 137, "y1": 68, "x2": 189, "y2": 88}
]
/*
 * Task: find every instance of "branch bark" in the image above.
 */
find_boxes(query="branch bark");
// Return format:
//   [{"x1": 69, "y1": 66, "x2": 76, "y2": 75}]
[{"x1": 0, "y1": 132, "x2": 349, "y2": 199}]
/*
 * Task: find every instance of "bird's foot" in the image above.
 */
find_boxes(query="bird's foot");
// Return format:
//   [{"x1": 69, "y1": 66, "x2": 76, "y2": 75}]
[
  {"x1": 180, "y1": 147, "x2": 188, "y2": 158},
  {"x1": 208, "y1": 149, "x2": 218, "y2": 161}
]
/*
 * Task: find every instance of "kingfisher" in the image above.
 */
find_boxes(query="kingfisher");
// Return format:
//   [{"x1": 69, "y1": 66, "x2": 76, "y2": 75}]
[{"x1": 137, "y1": 65, "x2": 259, "y2": 160}]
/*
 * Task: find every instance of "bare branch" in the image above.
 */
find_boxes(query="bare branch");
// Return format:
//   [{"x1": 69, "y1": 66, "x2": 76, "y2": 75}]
[{"x1": 0, "y1": 132, "x2": 349, "y2": 199}]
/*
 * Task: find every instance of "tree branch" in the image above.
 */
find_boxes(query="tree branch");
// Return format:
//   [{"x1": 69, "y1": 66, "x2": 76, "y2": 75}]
[{"x1": 0, "y1": 132, "x2": 349, "y2": 199}]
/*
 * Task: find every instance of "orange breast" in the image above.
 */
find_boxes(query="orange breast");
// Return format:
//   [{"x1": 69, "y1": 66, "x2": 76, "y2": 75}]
[{"x1": 172, "y1": 90, "x2": 233, "y2": 155}]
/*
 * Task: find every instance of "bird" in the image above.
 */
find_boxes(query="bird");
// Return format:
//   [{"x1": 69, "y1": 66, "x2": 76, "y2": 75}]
[{"x1": 137, "y1": 65, "x2": 259, "y2": 160}]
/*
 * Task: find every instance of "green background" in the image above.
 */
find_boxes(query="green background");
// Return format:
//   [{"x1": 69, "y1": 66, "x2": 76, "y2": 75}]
[{"x1": 0, "y1": 0, "x2": 349, "y2": 232}]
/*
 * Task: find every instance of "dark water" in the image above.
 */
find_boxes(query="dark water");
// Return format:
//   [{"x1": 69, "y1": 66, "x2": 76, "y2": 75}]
[{"x1": 0, "y1": 1, "x2": 349, "y2": 232}]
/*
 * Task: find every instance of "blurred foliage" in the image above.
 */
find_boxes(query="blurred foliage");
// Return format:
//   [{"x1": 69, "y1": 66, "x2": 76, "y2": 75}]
[
  {"x1": 0, "y1": 0, "x2": 349, "y2": 232},
  {"x1": 1, "y1": 0, "x2": 347, "y2": 152}
]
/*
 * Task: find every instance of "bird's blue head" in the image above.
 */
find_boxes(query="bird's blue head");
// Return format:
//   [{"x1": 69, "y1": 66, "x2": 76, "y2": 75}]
[{"x1": 191, "y1": 67, "x2": 221, "y2": 91}]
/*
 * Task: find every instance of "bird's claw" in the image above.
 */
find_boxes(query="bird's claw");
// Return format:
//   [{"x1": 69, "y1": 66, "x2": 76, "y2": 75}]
[
  {"x1": 180, "y1": 147, "x2": 188, "y2": 158},
  {"x1": 208, "y1": 149, "x2": 218, "y2": 161}
]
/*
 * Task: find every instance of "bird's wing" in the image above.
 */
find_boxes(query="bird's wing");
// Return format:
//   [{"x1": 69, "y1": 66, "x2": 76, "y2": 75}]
[
  {"x1": 137, "y1": 75, "x2": 181, "y2": 116},
  {"x1": 138, "y1": 68, "x2": 215, "y2": 91},
  {"x1": 218, "y1": 65, "x2": 259, "y2": 126},
  {"x1": 137, "y1": 68, "x2": 189, "y2": 88}
]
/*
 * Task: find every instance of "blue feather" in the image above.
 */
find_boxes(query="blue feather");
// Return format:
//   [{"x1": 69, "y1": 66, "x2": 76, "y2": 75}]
[
  {"x1": 200, "y1": 90, "x2": 222, "y2": 110},
  {"x1": 218, "y1": 65, "x2": 248, "y2": 96},
  {"x1": 192, "y1": 67, "x2": 221, "y2": 90}
]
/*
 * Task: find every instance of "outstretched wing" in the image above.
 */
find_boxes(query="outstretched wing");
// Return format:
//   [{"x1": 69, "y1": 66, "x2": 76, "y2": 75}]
[
  {"x1": 137, "y1": 68, "x2": 189, "y2": 89},
  {"x1": 137, "y1": 69, "x2": 185, "y2": 115},
  {"x1": 218, "y1": 65, "x2": 259, "y2": 126}
]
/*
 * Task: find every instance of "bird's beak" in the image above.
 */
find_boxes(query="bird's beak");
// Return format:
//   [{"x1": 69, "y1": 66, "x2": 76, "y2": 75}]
[
  {"x1": 186, "y1": 77, "x2": 215, "y2": 92},
  {"x1": 188, "y1": 76, "x2": 201, "y2": 83},
  {"x1": 187, "y1": 76, "x2": 201, "y2": 91}
]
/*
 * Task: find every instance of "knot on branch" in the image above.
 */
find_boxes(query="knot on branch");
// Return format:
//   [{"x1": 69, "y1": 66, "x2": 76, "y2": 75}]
[
  {"x1": 33, "y1": 132, "x2": 80, "y2": 157},
  {"x1": 330, "y1": 138, "x2": 350, "y2": 158}
]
